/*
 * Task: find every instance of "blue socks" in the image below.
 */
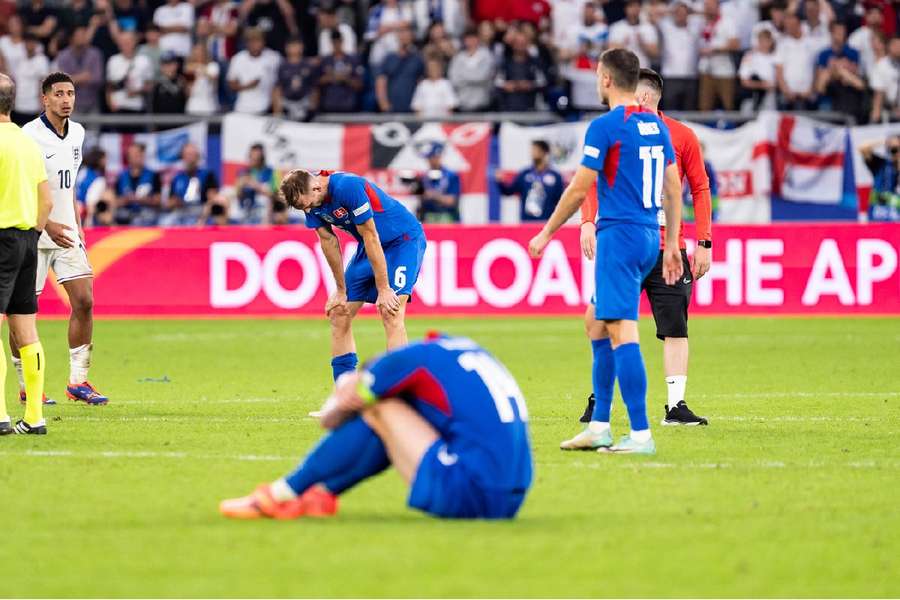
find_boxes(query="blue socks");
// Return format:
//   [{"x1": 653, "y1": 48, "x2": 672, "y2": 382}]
[
  {"x1": 614, "y1": 342, "x2": 650, "y2": 432},
  {"x1": 590, "y1": 338, "x2": 615, "y2": 422},
  {"x1": 285, "y1": 416, "x2": 389, "y2": 496},
  {"x1": 331, "y1": 352, "x2": 358, "y2": 381}
]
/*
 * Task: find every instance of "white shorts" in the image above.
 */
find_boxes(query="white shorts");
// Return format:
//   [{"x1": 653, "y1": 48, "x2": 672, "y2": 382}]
[{"x1": 36, "y1": 244, "x2": 93, "y2": 295}]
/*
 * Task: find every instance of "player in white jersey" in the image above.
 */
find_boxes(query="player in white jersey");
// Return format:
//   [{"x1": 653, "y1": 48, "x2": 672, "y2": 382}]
[{"x1": 11, "y1": 73, "x2": 108, "y2": 406}]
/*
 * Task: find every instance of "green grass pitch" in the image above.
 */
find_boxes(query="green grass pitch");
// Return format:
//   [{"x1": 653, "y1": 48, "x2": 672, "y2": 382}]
[{"x1": 1, "y1": 316, "x2": 898, "y2": 598}]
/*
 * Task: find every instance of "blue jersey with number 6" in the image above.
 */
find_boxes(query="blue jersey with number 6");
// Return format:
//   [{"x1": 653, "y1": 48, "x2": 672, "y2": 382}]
[{"x1": 580, "y1": 105, "x2": 675, "y2": 229}]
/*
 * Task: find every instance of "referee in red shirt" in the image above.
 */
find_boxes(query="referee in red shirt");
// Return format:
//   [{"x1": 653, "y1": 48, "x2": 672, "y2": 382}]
[{"x1": 579, "y1": 68, "x2": 712, "y2": 426}]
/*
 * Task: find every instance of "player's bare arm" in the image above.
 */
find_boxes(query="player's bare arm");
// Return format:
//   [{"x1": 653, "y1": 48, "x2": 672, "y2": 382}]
[
  {"x1": 529, "y1": 166, "x2": 598, "y2": 258},
  {"x1": 357, "y1": 219, "x2": 401, "y2": 316},
  {"x1": 36, "y1": 179, "x2": 53, "y2": 233},
  {"x1": 661, "y1": 163, "x2": 684, "y2": 286},
  {"x1": 317, "y1": 225, "x2": 349, "y2": 316}
]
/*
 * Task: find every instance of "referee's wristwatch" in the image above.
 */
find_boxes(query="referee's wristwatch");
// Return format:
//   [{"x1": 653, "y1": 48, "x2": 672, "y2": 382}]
[{"x1": 697, "y1": 240, "x2": 712, "y2": 249}]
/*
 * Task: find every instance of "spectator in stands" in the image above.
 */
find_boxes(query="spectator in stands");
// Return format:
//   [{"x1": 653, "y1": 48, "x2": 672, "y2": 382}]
[
  {"x1": 752, "y1": 0, "x2": 786, "y2": 45},
  {"x1": 556, "y1": 1, "x2": 607, "y2": 62},
  {"x1": 227, "y1": 27, "x2": 282, "y2": 114},
  {"x1": 552, "y1": 0, "x2": 589, "y2": 55},
  {"x1": 273, "y1": 37, "x2": 319, "y2": 120},
  {"x1": 608, "y1": 0, "x2": 659, "y2": 68},
  {"x1": 365, "y1": 0, "x2": 414, "y2": 67},
  {"x1": 448, "y1": 27, "x2": 495, "y2": 112},
  {"x1": 698, "y1": 0, "x2": 739, "y2": 111},
  {"x1": 114, "y1": 143, "x2": 162, "y2": 225},
  {"x1": 376, "y1": 24, "x2": 424, "y2": 113},
  {"x1": 106, "y1": 31, "x2": 154, "y2": 115},
  {"x1": 76, "y1": 147, "x2": 114, "y2": 227},
  {"x1": 114, "y1": 0, "x2": 148, "y2": 36},
  {"x1": 59, "y1": 0, "x2": 95, "y2": 36},
  {"x1": 870, "y1": 37, "x2": 900, "y2": 123},
  {"x1": 495, "y1": 29, "x2": 546, "y2": 111},
  {"x1": 411, "y1": 58, "x2": 458, "y2": 118},
  {"x1": 202, "y1": 0, "x2": 240, "y2": 62},
  {"x1": 153, "y1": 0, "x2": 194, "y2": 58},
  {"x1": 19, "y1": 0, "x2": 57, "y2": 48},
  {"x1": 775, "y1": 13, "x2": 818, "y2": 109},
  {"x1": 318, "y1": 4, "x2": 357, "y2": 57},
  {"x1": 800, "y1": 0, "x2": 831, "y2": 54},
  {"x1": 859, "y1": 135, "x2": 900, "y2": 220},
  {"x1": 151, "y1": 52, "x2": 188, "y2": 113},
  {"x1": 849, "y1": 6, "x2": 883, "y2": 78},
  {"x1": 422, "y1": 22, "x2": 457, "y2": 64},
  {"x1": 11, "y1": 34, "x2": 49, "y2": 125},
  {"x1": 86, "y1": 0, "x2": 121, "y2": 60},
  {"x1": 54, "y1": 25, "x2": 104, "y2": 114},
  {"x1": 138, "y1": 25, "x2": 163, "y2": 82},
  {"x1": 317, "y1": 31, "x2": 365, "y2": 113},
  {"x1": 242, "y1": 0, "x2": 297, "y2": 53},
  {"x1": 184, "y1": 42, "x2": 220, "y2": 116},
  {"x1": 496, "y1": 140, "x2": 563, "y2": 222},
  {"x1": 417, "y1": 141, "x2": 461, "y2": 224},
  {"x1": 739, "y1": 29, "x2": 778, "y2": 111},
  {"x1": 815, "y1": 22, "x2": 865, "y2": 120},
  {"x1": 658, "y1": 0, "x2": 700, "y2": 110},
  {"x1": 235, "y1": 143, "x2": 276, "y2": 224},
  {"x1": 163, "y1": 142, "x2": 220, "y2": 226},
  {"x1": 0, "y1": 15, "x2": 26, "y2": 69}
]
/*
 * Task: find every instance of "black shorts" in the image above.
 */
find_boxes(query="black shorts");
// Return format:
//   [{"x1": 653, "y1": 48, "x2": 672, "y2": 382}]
[
  {"x1": 641, "y1": 249, "x2": 692, "y2": 340},
  {"x1": 0, "y1": 228, "x2": 39, "y2": 315}
]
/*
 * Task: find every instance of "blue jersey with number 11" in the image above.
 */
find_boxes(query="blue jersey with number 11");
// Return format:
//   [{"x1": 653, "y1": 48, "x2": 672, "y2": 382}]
[{"x1": 581, "y1": 105, "x2": 675, "y2": 229}]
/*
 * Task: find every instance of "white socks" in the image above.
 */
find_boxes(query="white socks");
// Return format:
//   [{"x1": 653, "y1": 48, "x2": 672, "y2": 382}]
[
  {"x1": 69, "y1": 344, "x2": 92, "y2": 385},
  {"x1": 630, "y1": 429, "x2": 652, "y2": 443},
  {"x1": 666, "y1": 375, "x2": 687, "y2": 409},
  {"x1": 11, "y1": 356, "x2": 24, "y2": 390},
  {"x1": 588, "y1": 421, "x2": 610, "y2": 434},
  {"x1": 270, "y1": 478, "x2": 298, "y2": 501}
]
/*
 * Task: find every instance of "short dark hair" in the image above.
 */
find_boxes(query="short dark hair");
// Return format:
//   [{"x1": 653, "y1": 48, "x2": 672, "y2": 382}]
[
  {"x1": 279, "y1": 169, "x2": 313, "y2": 208},
  {"x1": 0, "y1": 75, "x2": 15, "y2": 115},
  {"x1": 83, "y1": 147, "x2": 106, "y2": 170},
  {"x1": 42, "y1": 72, "x2": 75, "y2": 94},
  {"x1": 638, "y1": 68, "x2": 663, "y2": 96},
  {"x1": 600, "y1": 48, "x2": 640, "y2": 91},
  {"x1": 286, "y1": 36, "x2": 303, "y2": 46},
  {"x1": 532, "y1": 140, "x2": 550, "y2": 154}
]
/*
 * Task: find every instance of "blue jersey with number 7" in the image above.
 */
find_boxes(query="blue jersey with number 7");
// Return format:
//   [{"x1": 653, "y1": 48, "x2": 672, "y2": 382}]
[{"x1": 580, "y1": 105, "x2": 676, "y2": 229}]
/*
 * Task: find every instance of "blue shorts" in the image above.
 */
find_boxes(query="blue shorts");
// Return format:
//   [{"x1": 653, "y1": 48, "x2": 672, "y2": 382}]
[
  {"x1": 408, "y1": 440, "x2": 527, "y2": 520},
  {"x1": 345, "y1": 232, "x2": 426, "y2": 304},
  {"x1": 594, "y1": 223, "x2": 659, "y2": 321}
]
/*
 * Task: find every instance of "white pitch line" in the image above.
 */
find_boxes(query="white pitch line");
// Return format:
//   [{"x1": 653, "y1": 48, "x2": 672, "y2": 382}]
[
  {"x1": 0, "y1": 449, "x2": 294, "y2": 462},
  {"x1": 694, "y1": 391, "x2": 900, "y2": 399}
]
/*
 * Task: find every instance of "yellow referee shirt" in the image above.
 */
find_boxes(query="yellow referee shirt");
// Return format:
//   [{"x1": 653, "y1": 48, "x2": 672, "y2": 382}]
[{"x1": 0, "y1": 121, "x2": 48, "y2": 230}]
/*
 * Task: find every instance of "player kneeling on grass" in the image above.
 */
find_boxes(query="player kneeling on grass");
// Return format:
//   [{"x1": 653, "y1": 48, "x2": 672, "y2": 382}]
[
  {"x1": 220, "y1": 333, "x2": 533, "y2": 520},
  {"x1": 279, "y1": 169, "x2": 427, "y2": 383}
]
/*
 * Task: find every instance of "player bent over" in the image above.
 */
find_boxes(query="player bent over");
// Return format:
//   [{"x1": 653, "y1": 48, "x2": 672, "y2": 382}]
[
  {"x1": 279, "y1": 170, "x2": 427, "y2": 382},
  {"x1": 220, "y1": 334, "x2": 532, "y2": 520},
  {"x1": 577, "y1": 69, "x2": 711, "y2": 427},
  {"x1": 11, "y1": 72, "x2": 107, "y2": 406},
  {"x1": 529, "y1": 49, "x2": 683, "y2": 455}
]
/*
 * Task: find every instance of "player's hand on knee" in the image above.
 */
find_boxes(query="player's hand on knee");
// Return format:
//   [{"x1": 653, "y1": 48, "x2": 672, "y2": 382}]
[
  {"x1": 376, "y1": 288, "x2": 401, "y2": 316},
  {"x1": 662, "y1": 247, "x2": 684, "y2": 286},
  {"x1": 692, "y1": 246, "x2": 711, "y2": 279},
  {"x1": 45, "y1": 221, "x2": 75, "y2": 248},
  {"x1": 325, "y1": 290, "x2": 349, "y2": 316},
  {"x1": 580, "y1": 222, "x2": 596, "y2": 260}
]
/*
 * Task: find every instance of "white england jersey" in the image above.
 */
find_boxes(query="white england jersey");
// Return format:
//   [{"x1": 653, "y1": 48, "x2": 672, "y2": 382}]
[{"x1": 22, "y1": 115, "x2": 85, "y2": 250}]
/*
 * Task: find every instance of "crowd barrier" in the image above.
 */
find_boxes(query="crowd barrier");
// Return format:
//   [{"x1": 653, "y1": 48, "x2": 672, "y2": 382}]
[{"x1": 37, "y1": 224, "x2": 899, "y2": 317}]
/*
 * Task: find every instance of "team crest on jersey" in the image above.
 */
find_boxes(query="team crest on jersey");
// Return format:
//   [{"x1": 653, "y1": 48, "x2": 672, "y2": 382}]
[
  {"x1": 333, "y1": 207, "x2": 348, "y2": 219},
  {"x1": 73, "y1": 147, "x2": 80, "y2": 163}
]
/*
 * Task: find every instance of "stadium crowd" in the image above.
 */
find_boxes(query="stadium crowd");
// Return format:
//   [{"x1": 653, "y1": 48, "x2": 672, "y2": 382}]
[{"x1": 2, "y1": 0, "x2": 899, "y2": 225}]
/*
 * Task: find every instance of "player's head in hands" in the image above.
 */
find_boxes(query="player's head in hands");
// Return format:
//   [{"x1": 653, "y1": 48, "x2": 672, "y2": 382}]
[
  {"x1": 596, "y1": 48, "x2": 640, "y2": 106},
  {"x1": 279, "y1": 169, "x2": 327, "y2": 211},
  {"x1": 41, "y1": 72, "x2": 76, "y2": 121},
  {"x1": 635, "y1": 68, "x2": 663, "y2": 112}
]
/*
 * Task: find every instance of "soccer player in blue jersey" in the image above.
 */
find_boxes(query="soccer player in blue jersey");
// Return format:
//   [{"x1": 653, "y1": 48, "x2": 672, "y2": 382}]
[
  {"x1": 528, "y1": 48, "x2": 684, "y2": 455},
  {"x1": 219, "y1": 333, "x2": 532, "y2": 520},
  {"x1": 279, "y1": 170, "x2": 427, "y2": 382}
]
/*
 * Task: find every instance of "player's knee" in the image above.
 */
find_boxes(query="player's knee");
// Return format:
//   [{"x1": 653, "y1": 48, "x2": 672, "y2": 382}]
[
  {"x1": 329, "y1": 310, "x2": 353, "y2": 333},
  {"x1": 70, "y1": 291, "x2": 94, "y2": 315},
  {"x1": 381, "y1": 310, "x2": 406, "y2": 332}
]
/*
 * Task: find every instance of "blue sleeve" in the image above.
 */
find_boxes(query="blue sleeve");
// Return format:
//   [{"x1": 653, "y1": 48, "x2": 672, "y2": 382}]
[
  {"x1": 551, "y1": 170, "x2": 564, "y2": 200},
  {"x1": 816, "y1": 50, "x2": 829, "y2": 68},
  {"x1": 580, "y1": 118, "x2": 610, "y2": 172},
  {"x1": 304, "y1": 211, "x2": 324, "y2": 229},
  {"x1": 363, "y1": 345, "x2": 423, "y2": 398},
  {"x1": 340, "y1": 176, "x2": 375, "y2": 225},
  {"x1": 447, "y1": 172, "x2": 460, "y2": 198},
  {"x1": 115, "y1": 173, "x2": 126, "y2": 195},
  {"x1": 662, "y1": 127, "x2": 675, "y2": 166}
]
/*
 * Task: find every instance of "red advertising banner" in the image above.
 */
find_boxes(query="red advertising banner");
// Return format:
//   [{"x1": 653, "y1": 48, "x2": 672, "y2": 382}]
[{"x1": 37, "y1": 224, "x2": 899, "y2": 317}]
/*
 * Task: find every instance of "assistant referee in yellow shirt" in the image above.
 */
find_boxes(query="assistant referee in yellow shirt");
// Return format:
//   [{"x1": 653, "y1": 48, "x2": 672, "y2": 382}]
[{"x1": 0, "y1": 73, "x2": 53, "y2": 435}]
